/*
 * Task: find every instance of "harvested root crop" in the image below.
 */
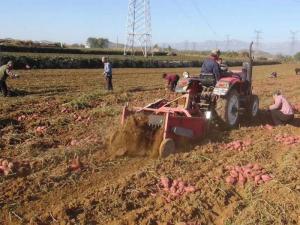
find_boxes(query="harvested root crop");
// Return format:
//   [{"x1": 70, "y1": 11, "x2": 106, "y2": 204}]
[
  {"x1": 151, "y1": 176, "x2": 197, "y2": 203},
  {"x1": 224, "y1": 163, "x2": 273, "y2": 187},
  {"x1": 274, "y1": 134, "x2": 300, "y2": 145},
  {"x1": 222, "y1": 140, "x2": 251, "y2": 151},
  {"x1": 0, "y1": 158, "x2": 31, "y2": 177}
]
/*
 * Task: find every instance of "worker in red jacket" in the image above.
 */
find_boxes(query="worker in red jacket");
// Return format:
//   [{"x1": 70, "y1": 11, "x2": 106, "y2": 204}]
[{"x1": 162, "y1": 73, "x2": 180, "y2": 91}]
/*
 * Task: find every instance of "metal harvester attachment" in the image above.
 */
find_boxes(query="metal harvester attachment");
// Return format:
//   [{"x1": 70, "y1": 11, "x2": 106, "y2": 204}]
[{"x1": 121, "y1": 92, "x2": 207, "y2": 158}]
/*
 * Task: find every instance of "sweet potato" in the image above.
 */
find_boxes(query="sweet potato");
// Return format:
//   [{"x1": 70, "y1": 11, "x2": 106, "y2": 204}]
[
  {"x1": 2, "y1": 160, "x2": 8, "y2": 168},
  {"x1": 160, "y1": 177, "x2": 170, "y2": 189},
  {"x1": 252, "y1": 164, "x2": 261, "y2": 171},
  {"x1": 69, "y1": 157, "x2": 82, "y2": 172},
  {"x1": 238, "y1": 173, "x2": 246, "y2": 186},
  {"x1": 8, "y1": 162, "x2": 14, "y2": 170},
  {"x1": 225, "y1": 176, "x2": 237, "y2": 185},
  {"x1": 254, "y1": 175, "x2": 261, "y2": 183},
  {"x1": 261, "y1": 174, "x2": 272, "y2": 182},
  {"x1": 184, "y1": 186, "x2": 196, "y2": 193},
  {"x1": 242, "y1": 168, "x2": 252, "y2": 177},
  {"x1": 230, "y1": 170, "x2": 238, "y2": 178}
]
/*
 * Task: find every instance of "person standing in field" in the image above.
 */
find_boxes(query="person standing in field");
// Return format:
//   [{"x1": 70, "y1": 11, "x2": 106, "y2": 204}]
[
  {"x1": 0, "y1": 61, "x2": 18, "y2": 97},
  {"x1": 268, "y1": 90, "x2": 294, "y2": 126},
  {"x1": 162, "y1": 73, "x2": 180, "y2": 92},
  {"x1": 102, "y1": 57, "x2": 113, "y2": 91}
]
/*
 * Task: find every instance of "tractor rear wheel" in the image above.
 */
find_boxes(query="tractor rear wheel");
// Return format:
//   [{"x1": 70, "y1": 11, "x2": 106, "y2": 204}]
[
  {"x1": 247, "y1": 95, "x2": 259, "y2": 118},
  {"x1": 215, "y1": 89, "x2": 240, "y2": 128},
  {"x1": 159, "y1": 138, "x2": 175, "y2": 158}
]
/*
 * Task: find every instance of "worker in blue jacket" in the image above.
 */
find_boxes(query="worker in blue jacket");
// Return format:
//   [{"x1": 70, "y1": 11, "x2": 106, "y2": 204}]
[
  {"x1": 200, "y1": 49, "x2": 221, "y2": 82},
  {"x1": 102, "y1": 57, "x2": 113, "y2": 91}
]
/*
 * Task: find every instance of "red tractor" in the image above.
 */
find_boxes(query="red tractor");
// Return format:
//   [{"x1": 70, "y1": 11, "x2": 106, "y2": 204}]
[
  {"x1": 121, "y1": 42, "x2": 259, "y2": 157},
  {"x1": 177, "y1": 42, "x2": 259, "y2": 128}
]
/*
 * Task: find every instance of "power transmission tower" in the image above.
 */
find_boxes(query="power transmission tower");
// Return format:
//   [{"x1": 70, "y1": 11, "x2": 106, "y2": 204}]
[
  {"x1": 225, "y1": 35, "x2": 230, "y2": 51},
  {"x1": 254, "y1": 30, "x2": 262, "y2": 50},
  {"x1": 192, "y1": 42, "x2": 196, "y2": 51},
  {"x1": 124, "y1": 0, "x2": 152, "y2": 57},
  {"x1": 290, "y1": 30, "x2": 298, "y2": 55}
]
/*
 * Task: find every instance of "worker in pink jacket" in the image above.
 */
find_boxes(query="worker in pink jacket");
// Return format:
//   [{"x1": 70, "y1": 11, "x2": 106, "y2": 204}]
[{"x1": 269, "y1": 90, "x2": 294, "y2": 126}]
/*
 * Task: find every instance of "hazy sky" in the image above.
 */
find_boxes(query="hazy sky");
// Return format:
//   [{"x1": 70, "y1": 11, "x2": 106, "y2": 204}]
[{"x1": 2, "y1": 0, "x2": 300, "y2": 44}]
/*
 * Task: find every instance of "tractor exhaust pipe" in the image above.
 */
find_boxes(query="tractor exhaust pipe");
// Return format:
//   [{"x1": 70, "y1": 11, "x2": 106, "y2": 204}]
[{"x1": 248, "y1": 41, "x2": 254, "y2": 83}]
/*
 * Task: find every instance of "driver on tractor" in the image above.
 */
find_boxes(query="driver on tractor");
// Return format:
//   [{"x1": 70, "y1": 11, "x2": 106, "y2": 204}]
[{"x1": 200, "y1": 49, "x2": 222, "y2": 86}]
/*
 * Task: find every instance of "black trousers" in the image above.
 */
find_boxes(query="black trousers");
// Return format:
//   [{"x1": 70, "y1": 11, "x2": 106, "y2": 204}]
[
  {"x1": 105, "y1": 76, "x2": 113, "y2": 90},
  {"x1": 170, "y1": 80, "x2": 179, "y2": 91},
  {"x1": 270, "y1": 110, "x2": 294, "y2": 126},
  {"x1": 0, "y1": 80, "x2": 8, "y2": 97}
]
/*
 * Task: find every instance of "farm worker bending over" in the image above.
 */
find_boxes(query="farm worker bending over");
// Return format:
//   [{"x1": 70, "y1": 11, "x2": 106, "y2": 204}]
[
  {"x1": 162, "y1": 73, "x2": 180, "y2": 91},
  {"x1": 200, "y1": 49, "x2": 221, "y2": 81},
  {"x1": 0, "y1": 61, "x2": 18, "y2": 97},
  {"x1": 102, "y1": 57, "x2": 113, "y2": 91},
  {"x1": 269, "y1": 90, "x2": 294, "y2": 126}
]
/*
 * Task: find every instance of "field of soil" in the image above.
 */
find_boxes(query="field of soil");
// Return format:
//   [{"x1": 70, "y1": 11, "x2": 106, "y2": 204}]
[{"x1": 0, "y1": 64, "x2": 300, "y2": 225}]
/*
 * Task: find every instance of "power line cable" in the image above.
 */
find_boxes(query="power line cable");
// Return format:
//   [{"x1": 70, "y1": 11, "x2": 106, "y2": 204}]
[{"x1": 190, "y1": 0, "x2": 219, "y2": 38}]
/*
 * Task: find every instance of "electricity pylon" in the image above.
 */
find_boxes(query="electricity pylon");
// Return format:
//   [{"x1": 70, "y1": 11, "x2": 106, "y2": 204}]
[{"x1": 124, "y1": 0, "x2": 152, "y2": 57}]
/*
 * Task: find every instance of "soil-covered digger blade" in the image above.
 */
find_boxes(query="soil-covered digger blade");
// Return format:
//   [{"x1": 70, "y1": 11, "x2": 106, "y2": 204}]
[{"x1": 148, "y1": 115, "x2": 165, "y2": 127}]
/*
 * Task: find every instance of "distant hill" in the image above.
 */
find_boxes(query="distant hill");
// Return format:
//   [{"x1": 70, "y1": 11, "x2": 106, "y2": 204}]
[
  {"x1": 0, "y1": 38, "x2": 62, "y2": 48},
  {"x1": 160, "y1": 40, "x2": 300, "y2": 55}
]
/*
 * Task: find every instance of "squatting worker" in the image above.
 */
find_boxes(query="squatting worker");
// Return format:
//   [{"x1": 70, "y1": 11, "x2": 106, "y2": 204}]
[
  {"x1": 200, "y1": 49, "x2": 221, "y2": 81},
  {"x1": 269, "y1": 90, "x2": 294, "y2": 126},
  {"x1": 102, "y1": 57, "x2": 113, "y2": 91},
  {"x1": 162, "y1": 73, "x2": 180, "y2": 92},
  {"x1": 0, "y1": 61, "x2": 16, "y2": 97}
]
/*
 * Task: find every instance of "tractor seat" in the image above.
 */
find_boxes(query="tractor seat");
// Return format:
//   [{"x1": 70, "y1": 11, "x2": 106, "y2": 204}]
[{"x1": 199, "y1": 73, "x2": 216, "y2": 87}]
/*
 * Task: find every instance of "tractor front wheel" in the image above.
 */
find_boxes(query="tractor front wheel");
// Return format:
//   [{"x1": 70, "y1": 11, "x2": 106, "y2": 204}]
[
  {"x1": 159, "y1": 138, "x2": 175, "y2": 158},
  {"x1": 215, "y1": 89, "x2": 240, "y2": 128}
]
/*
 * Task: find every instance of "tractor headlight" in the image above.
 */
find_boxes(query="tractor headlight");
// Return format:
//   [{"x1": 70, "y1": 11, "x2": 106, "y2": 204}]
[{"x1": 205, "y1": 111, "x2": 212, "y2": 120}]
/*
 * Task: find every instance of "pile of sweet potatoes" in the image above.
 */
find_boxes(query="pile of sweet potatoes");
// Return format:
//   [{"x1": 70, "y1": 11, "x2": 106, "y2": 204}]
[
  {"x1": 225, "y1": 164, "x2": 273, "y2": 186},
  {"x1": 152, "y1": 177, "x2": 197, "y2": 202},
  {"x1": 0, "y1": 158, "x2": 31, "y2": 177},
  {"x1": 223, "y1": 140, "x2": 252, "y2": 152},
  {"x1": 274, "y1": 134, "x2": 300, "y2": 145},
  {"x1": 17, "y1": 113, "x2": 39, "y2": 122}
]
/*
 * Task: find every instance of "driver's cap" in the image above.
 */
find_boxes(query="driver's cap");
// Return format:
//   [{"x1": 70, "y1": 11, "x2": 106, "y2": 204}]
[
  {"x1": 183, "y1": 71, "x2": 190, "y2": 78},
  {"x1": 211, "y1": 49, "x2": 221, "y2": 56}
]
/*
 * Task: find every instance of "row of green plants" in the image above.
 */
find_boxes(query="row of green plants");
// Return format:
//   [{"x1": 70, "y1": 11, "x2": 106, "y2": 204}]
[{"x1": 0, "y1": 54, "x2": 280, "y2": 69}]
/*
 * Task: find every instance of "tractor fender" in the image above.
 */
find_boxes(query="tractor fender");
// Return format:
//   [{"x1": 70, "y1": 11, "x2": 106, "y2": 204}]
[{"x1": 213, "y1": 77, "x2": 241, "y2": 96}]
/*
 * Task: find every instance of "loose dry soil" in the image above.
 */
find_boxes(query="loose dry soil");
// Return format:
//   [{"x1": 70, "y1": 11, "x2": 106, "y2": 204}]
[{"x1": 0, "y1": 65, "x2": 300, "y2": 225}]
